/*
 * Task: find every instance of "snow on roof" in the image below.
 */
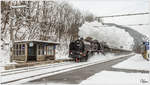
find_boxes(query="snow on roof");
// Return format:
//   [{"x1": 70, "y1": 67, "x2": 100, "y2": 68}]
[
  {"x1": 11, "y1": 5, "x2": 27, "y2": 9},
  {"x1": 14, "y1": 40, "x2": 60, "y2": 45}
]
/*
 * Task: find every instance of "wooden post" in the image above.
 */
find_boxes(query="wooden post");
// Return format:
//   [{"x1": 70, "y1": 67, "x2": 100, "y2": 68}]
[
  {"x1": 25, "y1": 43, "x2": 28, "y2": 62},
  {"x1": 10, "y1": 44, "x2": 14, "y2": 62},
  {"x1": 54, "y1": 45, "x2": 56, "y2": 60},
  {"x1": 36, "y1": 44, "x2": 39, "y2": 61}
]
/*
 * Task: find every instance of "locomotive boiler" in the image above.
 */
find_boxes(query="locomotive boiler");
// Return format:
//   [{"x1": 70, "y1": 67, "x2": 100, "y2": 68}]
[{"x1": 69, "y1": 38, "x2": 104, "y2": 62}]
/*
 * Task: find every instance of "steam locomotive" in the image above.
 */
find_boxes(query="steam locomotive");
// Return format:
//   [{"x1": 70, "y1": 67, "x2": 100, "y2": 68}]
[{"x1": 69, "y1": 38, "x2": 104, "y2": 62}]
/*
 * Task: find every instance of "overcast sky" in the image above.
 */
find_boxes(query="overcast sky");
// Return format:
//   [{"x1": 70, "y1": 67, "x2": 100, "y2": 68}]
[
  {"x1": 68, "y1": 0, "x2": 150, "y2": 25},
  {"x1": 68, "y1": 0, "x2": 150, "y2": 16}
]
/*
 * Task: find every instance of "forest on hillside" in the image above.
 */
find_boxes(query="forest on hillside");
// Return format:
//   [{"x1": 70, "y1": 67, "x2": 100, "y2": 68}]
[{"x1": 1, "y1": 1, "x2": 95, "y2": 56}]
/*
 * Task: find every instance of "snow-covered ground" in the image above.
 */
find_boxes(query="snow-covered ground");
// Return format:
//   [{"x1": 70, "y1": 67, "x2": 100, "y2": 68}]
[
  {"x1": 1, "y1": 53, "x2": 133, "y2": 85},
  {"x1": 80, "y1": 71, "x2": 149, "y2": 85},
  {"x1": 20, "y1": 53, "x2": 150, "y2": 85},
  {"x1": 113, "y1": 54, "x2": 150, "y2": 71},
  {"x1": 0, "y1": 41, "x2": 17, "y2": 72},
  {"x1": 79, "y1": 21, "x2": 134, "y2": 50},
  {"x1": 0, "y1": 41, "x2": 10, "y2": 64},
  {"x1": 79, "y1": 54, "x2": 150, "y2": 85}
]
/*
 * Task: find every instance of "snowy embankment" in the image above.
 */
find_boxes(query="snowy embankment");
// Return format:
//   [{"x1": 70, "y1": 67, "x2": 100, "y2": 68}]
[
  {"x1": 113, "y1": 54, "x2": 150, "y2": 71},
  {"x1": 128, "y1": 25, "x2": 150, "y2": 39},
  {"x1": 104, "y1": 14, "x2": 150, "y2": 39},
  {"x1": 79, "y1": 21, "x2": 134, "y2": 50},
  {"x1": 0, "y1": 41, "x2": 14, "y2": 71},
  {"x1": 80, "y1": 71, "x2": 149, "y2": 85}
]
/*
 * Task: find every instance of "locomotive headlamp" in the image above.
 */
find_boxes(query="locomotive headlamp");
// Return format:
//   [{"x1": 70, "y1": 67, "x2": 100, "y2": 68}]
[{"x1": 70, "y1": 51, "x2": 72, "y2": 54}]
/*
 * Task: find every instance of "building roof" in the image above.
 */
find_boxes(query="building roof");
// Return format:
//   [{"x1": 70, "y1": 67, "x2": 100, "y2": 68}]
[{"x1": 14, "y1": 40, "x2": 60, "y2": 45}]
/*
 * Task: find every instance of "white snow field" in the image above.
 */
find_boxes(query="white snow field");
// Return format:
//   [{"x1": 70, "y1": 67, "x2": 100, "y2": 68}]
[
  {"x1": 79, "y1": 71, "x2": 149, "y2": 85},
  {"x1": 113, "y1": 54, "x2": 150, "y2": 71},
  {"x1": 79, "y1": 21, "x2": 134, "y2": 50}
]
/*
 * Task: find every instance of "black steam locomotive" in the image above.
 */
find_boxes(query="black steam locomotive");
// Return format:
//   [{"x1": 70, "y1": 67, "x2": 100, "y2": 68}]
[{"x1": 69, "y1": 38, "x2": 104, "y2": 62}]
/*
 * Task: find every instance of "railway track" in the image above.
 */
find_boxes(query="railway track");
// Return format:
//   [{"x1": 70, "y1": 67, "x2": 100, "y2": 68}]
[
  {"x1": 1, "y1": 62, "x2": 75, "y2": 85},
  {"x1": 1, "y1": 62, "x2": 74, "y2": 76},
  {"x1": 1, "y1": 53, "x2": 135, "y2": 85}
]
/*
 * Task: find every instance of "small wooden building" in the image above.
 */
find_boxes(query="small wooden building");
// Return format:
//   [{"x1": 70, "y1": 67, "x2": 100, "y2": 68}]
[{"x1": 11, "y1": 40, "x2": 59, "y2": 62}]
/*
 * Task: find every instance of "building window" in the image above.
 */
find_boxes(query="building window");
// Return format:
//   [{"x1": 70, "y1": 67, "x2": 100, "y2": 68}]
[
  {"x1": 16, "y1": 45, "x2": 18, "y2": 56},
  {"x1": 21, "y1": 44, "x2": 25, "y2": 55},
  {"x1": 47, "y1": 45, "x2": 54, "y2": 55},
  {"x1": 13, "y1": 44, "x2": 16, "y2": 56},
  {"x1": 13, "y1": 44, "x2": 25, "y2": 56},
  {"x1": 44, "y1": 46, "x2": 47, "y2": 55},
  {"x1": 19, "y1": 44, "x2": 21, "y2": 55},
  {"x1": 38, "y1": 45, "x2": 44, "y2": 55}
]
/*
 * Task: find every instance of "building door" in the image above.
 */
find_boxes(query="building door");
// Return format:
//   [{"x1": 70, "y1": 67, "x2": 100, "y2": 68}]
[{"x1": 27, "y1": 43, "x2": 37, "y2": 61}]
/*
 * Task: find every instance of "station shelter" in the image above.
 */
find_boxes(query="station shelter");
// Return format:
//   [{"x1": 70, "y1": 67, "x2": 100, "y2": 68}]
[{"x1": 11, "y1": 40, "x2": 59, "y2": 62}]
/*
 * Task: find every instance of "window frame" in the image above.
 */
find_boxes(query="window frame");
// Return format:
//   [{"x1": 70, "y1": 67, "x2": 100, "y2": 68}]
[
  {"x1": 46, "y1": 45, "x2": 54, "y2": 56},
  {"x1": 38, "y1": 44, "x2": 45, "y2": 56},
  {"x1": 13, "y1": 43, "x2": 26, "y2": 56}
]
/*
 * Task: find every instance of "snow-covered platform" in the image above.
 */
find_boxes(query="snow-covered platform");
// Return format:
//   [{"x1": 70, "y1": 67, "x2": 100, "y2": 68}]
[
  {"x1": 113, "y1": 54, "x2": 150, "y2": 71},
  {"x1": 80, "y1": 71, "x2": 149, "y2": 85},
  {"x1": 4, "y1": 59, "x2": 73, "y2": 70}
]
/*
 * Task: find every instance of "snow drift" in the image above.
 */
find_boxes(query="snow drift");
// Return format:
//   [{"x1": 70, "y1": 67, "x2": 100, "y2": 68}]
[
  {"x1": 0, "y1": 41, "x2": 10, "y2": 65},
  {"x1": 79, "y1": 21, "x2": 134, "y2": 50},
  {"x1": 0, "y1": 41, "x2": 17, "y2": 71},
  {"x1": 113, "y1": 54, "x2": 150, "y2": 71},
  {"x1": 80, "y1": 71, "x2": 149, "y2": 85}
]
